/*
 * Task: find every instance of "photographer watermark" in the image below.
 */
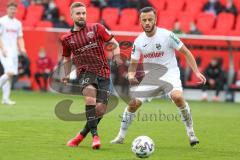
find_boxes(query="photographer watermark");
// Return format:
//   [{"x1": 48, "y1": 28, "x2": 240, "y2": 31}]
[
  {"x1": 118, "y1": 109, "x2": 181, "y2": 122},
  {"x1": 49, "y1": 40, "x2": 175, "y2": 121}
]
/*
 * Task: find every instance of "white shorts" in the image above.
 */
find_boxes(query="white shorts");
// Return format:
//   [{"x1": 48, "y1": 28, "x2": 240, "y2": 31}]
[
  {"x1": 130, "y1": 67, "x2": 182, "y2": 102},
  {"x1": 0, "y1": 55, "x2": 18, "y2": 75}
]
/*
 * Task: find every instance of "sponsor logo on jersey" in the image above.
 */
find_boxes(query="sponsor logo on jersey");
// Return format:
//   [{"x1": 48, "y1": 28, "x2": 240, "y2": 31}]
[
  {"x1": 76, "y1": 42, "x2": 98, "y2": 52},
  {"x1": 156, "y1": 43, "x2": 161, "y2": 50},
  {"x1": 6, "y1": 29, "x2": 18, "y2": 33},
  {"x1": 143, "y1": 52, "x2": 164, "y2": 59},
  {"x1": 87, "y1": 31, "x2": 95, "y2": 38}
]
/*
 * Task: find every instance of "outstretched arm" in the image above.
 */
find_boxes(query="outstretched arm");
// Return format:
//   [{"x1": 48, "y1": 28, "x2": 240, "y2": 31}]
[
  {"x1": 128, "y1": 58, "x2": 139, "y2": 85},
  {"x1": 179, "y1": 45, "x2": 206, "y2": 84}
]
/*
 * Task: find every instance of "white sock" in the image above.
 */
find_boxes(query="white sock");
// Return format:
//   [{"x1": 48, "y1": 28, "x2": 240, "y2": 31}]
[
  {"x1": 2, "y1": 79, "x2": 11, "y2": 101},
  {"x1": 118, "y1": 107, "x2": 136, "y2": 138},
  {"x1": 178, "y1": 102, "x2": 194, "y2": 133},
  {"x1": 0, "y1": 74, "x2": 9, "y2": 88},
  {"x1": 202, "y1": 91, "x2": 208, "y2": 98}
]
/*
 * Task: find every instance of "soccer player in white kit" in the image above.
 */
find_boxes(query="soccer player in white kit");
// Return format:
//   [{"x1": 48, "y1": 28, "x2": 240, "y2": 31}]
[
  {"x1": 111, "y1": 7, "x2": 206, "y2": 146},
  {"x1": 0, "y1": 2, "x2": 26, "y2": 105}
]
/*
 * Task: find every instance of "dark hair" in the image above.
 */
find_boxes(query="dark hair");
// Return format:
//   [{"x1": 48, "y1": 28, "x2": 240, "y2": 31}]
[
  {"x1": 7, "y1": 1, "x2": 18, "y2": 8},
  {"x1": 70, "y1": 2, "x2": 86, "y2": 11},
  {"x1": 139, "y1": 7, "x2": 156, "y2": 15}
]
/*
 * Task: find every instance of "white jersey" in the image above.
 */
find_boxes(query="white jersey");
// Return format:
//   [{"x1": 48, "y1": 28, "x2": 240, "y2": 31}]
[
  {"x1": 0, "y1": 15, "x2": 23, "y2": 58},
  {"x1": 131, "y1": 27, "x2": 183, "y2": 69},
  {"x1": 130, "y1": 28, "x2": 184, "y2": 102}
]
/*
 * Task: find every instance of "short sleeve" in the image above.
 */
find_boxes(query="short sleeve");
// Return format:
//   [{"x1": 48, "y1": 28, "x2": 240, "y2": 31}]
[
  {"x1": 131, "y1": 40, "x2": 141, "y2": 60},
  {"x1": 17, "y1": 22, "x2": 23, "y2": 37},
  {"x1": 168, "y1": 32, "x2": 183, "y2": 51},
  {"x1": 97, "y1": 23, "x2": 113, "y2": 42},
  {"x1": 61, "y1": 37, "x2": 71, "y2": 57}
]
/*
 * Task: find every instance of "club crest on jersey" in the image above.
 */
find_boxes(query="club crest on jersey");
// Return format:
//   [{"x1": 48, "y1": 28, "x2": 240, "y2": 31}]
[
  {"x1": 87, "y1": 31, "x2": 94, "y2": 38},
  {"x1": 156, "y1": 43, "x2": 161, "y2": 50}
]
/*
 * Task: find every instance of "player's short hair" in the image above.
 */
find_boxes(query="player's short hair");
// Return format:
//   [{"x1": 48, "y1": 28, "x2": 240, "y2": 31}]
[
  {"x1": 7, "y1": 1, "x2": 18, "y2": 8},
  {"x1": 139, "y1": 7, "x2": 156, "y2": 16},
  {"x1": 70, "y1": 2, "x2": 86, "y2": 11}
]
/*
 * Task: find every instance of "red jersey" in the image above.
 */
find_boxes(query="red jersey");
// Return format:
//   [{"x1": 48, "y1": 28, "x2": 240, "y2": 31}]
[
  {"x1": 61, "y1": 23, "x2": 113, "y2": 78},
  {"x1": 36, "y1": 56, "x2": 53, "y2": 73}
]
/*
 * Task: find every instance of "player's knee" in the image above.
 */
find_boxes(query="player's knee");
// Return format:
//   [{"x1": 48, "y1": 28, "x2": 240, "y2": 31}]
[
  {"x1": 97, "y1": 109, "x2": 106, "y2": 117},
  {"x1": 172, "y1": 94, "x2": 184, "y2": 106},
  {"x1": 83, "y1": 85, "x2": 96, "y2": 97},
  {"x1": 96, "y1": 104, "x2": 107, "y2": 117},
  {"x1": 128, "y1": 99, "x2": 142, "y2": 112},
  {"x1": 85, "y1": 97, "x2": 96, "y2": 105}
]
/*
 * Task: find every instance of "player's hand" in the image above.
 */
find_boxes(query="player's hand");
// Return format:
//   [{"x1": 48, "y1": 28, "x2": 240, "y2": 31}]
[
  {"x1": 61, "y1": 76, "x2": 70, "y2": 85},
  {"x1": 128, "y1": 77, "x2": 139, "y2": 86},
  {"x1": 195, "y1": 72, "x2": 206, "y2": 85}
]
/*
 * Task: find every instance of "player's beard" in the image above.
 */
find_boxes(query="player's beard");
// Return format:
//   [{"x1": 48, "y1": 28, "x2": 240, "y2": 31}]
[
  {"x1": 142, "y1": 24, "x2": 155, "y2": 33},
  {"x1": 75, "y1": 20, "x2": 86, "y2": 28}
]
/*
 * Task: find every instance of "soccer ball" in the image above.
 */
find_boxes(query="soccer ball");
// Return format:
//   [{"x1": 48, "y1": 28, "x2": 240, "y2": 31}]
[{"x1": 131, "y1": 136, "x2": 155, "y2": 158}]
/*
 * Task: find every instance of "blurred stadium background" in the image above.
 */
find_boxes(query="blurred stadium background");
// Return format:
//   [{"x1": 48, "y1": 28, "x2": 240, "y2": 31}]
[
  {"x1": 1, "y1": 1, "x2": 240, "y2": 160},
  {"x1": 0, "y1": 0, "x2": 240, "y2": 102}
]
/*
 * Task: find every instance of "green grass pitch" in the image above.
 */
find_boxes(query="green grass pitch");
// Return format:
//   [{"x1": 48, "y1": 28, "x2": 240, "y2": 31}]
[{"x1": 0, "y1": 91, "x2": 240, "y2": 160}]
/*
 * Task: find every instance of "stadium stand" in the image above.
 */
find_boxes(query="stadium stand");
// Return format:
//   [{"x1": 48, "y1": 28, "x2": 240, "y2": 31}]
[
  {"x1": 15, "y1": 4, "x2": 25, "y2": 21},
  {"x1": 177, "y1": 12, "x2": 198, "y2": 33},
  {"x1": 147, "y1": 0, "x2": 166, "y2": 12},
  {"x1": 0, "y1": 0, "x2": 10, "y2": 16},
  {"x1": 184, "y1": 0, "x2": 204, "y2": 16},
  {"x1": 54, "y1": 0, "x2": 72, "y2": 16},
  {"x1": 0, "y1": 0, "x2": 239, "y2": 96},
  {"x1": 158, "y1": 10, "x2": 177, "y2": 30},
  {"x1": 72, "y1": 0, "x2": 91, "y2": 7},
  {"x1": 196, "y1": 12, "x2": 216, "y2": 35},
  {"x1": 86, "y1": 6, "x2": 100, "y2": 23},
  {"x1": 36, "y1": 20, "x2": 54, "y2": 28},
  {"x1": 101, "y1": 7, "x2": 119, "y2": 29},
  {"x1": 0, "y1": 0, "x2": 239, "y2": 36},
  {"x1": 220, "y1": 0, "x2": 240, "y2": 11},
  {"x1": 165, "y1": 0, "x2": 185, "y2": 13},
  {"x1": 23, "y1": 4, "x2": 44, "y2": 27},
  {"x1": 229, "y1": 15, "x2": 240, "y2": 36},
  {"x1": 111, "y1": 8, "x2": 139, "y2": 31},
  {"x1": 211, "y1": 12, "x2": 235, "y2": 35}
]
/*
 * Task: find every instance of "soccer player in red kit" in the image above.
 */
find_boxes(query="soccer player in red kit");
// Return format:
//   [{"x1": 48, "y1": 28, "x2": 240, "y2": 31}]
[{"x1": 61, "y1": 2, "x2": 121, "y2": 149}]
